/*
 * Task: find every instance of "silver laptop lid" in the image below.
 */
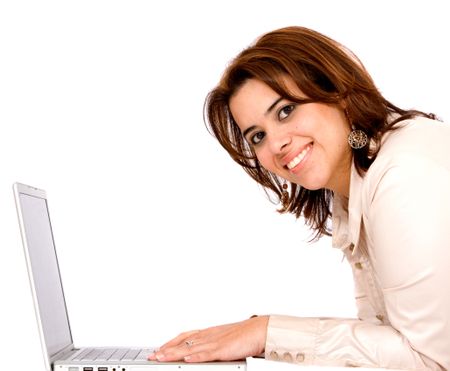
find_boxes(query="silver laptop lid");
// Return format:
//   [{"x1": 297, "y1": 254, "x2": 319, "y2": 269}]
[{"x1": 14, "y1": 183, "x2": 73, "y2": 371}]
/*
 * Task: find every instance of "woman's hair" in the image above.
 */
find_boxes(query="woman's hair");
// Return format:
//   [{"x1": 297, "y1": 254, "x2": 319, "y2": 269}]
[{"x1": 204, "y1": 26, "x2": 436, "y2": 239}]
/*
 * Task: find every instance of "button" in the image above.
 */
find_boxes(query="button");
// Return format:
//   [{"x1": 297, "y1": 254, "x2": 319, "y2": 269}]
[
  {"x1": 346, "y1": 362, "x2": 359, "y2": 367},
  {"x1": 269, "y1": 351, "x2": 279, "y2": 360},
  {"x1": 349, "y1": 243, "x2": 355, "y2": 252},
  {"x1": 355, "y1": 262, "x2": 363, "y2": 270},
  {"x1": 295, "y1": 353, "x2": 305, "y2": 362},
  {"x1": 282, "y1": 352, "x2": 293, "y2": 362},
  {"x1": 376, "y1": 314, "x2": 384, "y2": 322}
]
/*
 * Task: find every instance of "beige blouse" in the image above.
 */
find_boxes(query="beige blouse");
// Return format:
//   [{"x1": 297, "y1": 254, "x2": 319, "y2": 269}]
[{"x1": 265, "y1": 117, "x2": 450, "y2": 369}]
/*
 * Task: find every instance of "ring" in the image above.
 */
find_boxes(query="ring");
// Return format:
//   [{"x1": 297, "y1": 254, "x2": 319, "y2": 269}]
[{"x1": 185, "y1": 340, "x2": 194, "y2": 347}]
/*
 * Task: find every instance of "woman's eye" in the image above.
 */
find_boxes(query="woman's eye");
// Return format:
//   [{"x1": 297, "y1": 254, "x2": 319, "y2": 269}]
[
  {"x1": 278, "y1": 104, "x2": 295, "y2": 120},
  {"x1": 250, "y1": 131, "x2": 265, "y2": 145}
]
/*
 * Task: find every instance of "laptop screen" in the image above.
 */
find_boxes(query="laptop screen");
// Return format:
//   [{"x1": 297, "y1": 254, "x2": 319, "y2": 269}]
[{"x1": 18, "y1": 192, "x2": 73, "y2": 357}]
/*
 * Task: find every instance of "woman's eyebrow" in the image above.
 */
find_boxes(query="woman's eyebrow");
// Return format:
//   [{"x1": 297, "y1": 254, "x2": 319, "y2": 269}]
[
  {"x1": 265, "y1": 96, "x2": 283, "y2": 115},
  {"x1": 242, "y1": 125, "x2": 256, "y2": 138}
]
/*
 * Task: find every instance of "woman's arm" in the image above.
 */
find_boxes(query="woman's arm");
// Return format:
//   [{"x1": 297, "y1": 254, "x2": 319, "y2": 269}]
[{"x1": 265, "y1": 315, "x2": 442, "y2": 369}]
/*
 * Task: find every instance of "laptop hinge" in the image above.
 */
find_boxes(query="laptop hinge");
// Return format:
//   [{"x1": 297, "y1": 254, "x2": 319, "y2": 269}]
[{"x1": 50, "y1": 343, "x2": 78, "y2": 363}]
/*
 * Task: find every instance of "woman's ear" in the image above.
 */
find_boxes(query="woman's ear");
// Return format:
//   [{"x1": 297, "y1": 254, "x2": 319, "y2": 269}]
[{"x1": 339, "y1": 98, "x2": 348, "y2": 111}]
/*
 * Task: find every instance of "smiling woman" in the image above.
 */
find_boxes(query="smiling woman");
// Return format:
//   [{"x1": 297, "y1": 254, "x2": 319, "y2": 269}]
[
  {"x1": 148, "y1": 26, "x2": 450, "y2": 369},
  {"x1": 229, "y1": 78, "x2": 352, "y2": 196}
]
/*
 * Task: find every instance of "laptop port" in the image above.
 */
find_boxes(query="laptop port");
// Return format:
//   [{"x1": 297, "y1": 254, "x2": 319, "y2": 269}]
[
  {"x1": 83, "y1": 368, "x2": 93, "y2": 371},
  {"x1": 98, "y1": 368, "x2": 108, "y2": 371}
]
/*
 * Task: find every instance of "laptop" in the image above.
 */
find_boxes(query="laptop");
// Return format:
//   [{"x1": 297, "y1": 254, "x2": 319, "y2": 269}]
[{"x1": 13, "y1": 182, "x2": 246, "y2": 371}]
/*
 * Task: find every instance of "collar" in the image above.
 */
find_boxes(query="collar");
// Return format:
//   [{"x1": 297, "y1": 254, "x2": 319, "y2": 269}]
[{"x1": 331, "y1": 162, "x2": 364, "y2": 255}]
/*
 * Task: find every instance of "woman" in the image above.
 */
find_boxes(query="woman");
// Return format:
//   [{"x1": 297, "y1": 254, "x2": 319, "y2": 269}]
[{"x1": 149, "y1": 27, "x2": 450, "y2": 369}]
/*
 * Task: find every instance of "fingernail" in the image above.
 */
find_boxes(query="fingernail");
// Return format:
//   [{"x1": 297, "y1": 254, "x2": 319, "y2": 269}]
[
  {"x1": 156, "y1": 353, "x2": 165, "y2": 361},
  {"x1": 184, "y1": 356, "x2": 191, "y2": 362}
]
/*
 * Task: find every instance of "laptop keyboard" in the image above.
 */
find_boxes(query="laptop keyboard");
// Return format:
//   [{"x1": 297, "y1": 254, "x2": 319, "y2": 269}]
[{"x1": 70, "y1": 348, "x2": 154, "y2": 362}]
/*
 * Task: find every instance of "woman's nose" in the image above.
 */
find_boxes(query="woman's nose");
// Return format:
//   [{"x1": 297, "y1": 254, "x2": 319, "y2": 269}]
[{"x1": 268, "y1": 129, "x2": 291, "y2": 154}]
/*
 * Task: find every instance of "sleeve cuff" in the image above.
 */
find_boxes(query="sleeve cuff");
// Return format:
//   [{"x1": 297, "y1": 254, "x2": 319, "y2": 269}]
[{"x1": 265, "y1": 315, "x2": 320, "y2": 364}]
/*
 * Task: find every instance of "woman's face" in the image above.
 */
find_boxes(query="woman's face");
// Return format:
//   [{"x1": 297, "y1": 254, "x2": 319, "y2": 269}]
[{"x1": 229, "y1": 78, "x2": 352, "y2": 196}]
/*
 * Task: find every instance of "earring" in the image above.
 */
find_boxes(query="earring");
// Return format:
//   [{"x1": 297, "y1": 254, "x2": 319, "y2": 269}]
[
  {"x1": 345, "y1": 107, "x2": 368, "y2": 149},
  {"x1": 281, "y1": 182, "x2": 289, "y2": 210},
  {"x1": 348, "y1": 129, "x2": 368, "y2": 149}
]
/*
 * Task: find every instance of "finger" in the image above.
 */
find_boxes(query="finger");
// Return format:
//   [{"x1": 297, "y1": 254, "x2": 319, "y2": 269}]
[
  {"x1": 157, "y1": 341, "x2": 214, "y2": 362},
  {"x1": 159, "y1": 322, "x2": 234, "y2": 353},
  {"x1": 156, "y1": 326, "x2": 231, "y2": 362},
  {"x1": 159, "y1": 330, "x2": 200, "y2": 350},
  {"x1": 183, "y1": 340, "x2": 249, "y2": 363},
  {"x1": 149, "y1": 337, "x2": 206, "y2": 361},
  {"x1": 184, "y1": 349, "x2": 216, "y2": 363}
]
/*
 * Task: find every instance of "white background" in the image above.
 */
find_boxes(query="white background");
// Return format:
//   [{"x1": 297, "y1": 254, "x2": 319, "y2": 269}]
[{"x1": 0, "y1": 1, "x2": 448, "y2": 370}]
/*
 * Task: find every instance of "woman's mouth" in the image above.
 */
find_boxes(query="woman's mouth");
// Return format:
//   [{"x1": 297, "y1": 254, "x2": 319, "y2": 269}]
[{"x1": 286, "y1": 144, "x2": 312, "y2": 171}]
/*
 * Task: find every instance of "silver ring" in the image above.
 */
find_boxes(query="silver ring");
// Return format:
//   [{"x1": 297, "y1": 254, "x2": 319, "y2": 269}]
[{"x1": 185, "y1": 340, "x2": 194, "y2": 347}]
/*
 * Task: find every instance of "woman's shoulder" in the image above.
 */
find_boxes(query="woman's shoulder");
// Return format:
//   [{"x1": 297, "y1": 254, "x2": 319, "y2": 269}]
[
  {"x1": 360, "y1": 116, "x2": 450, "y2": 197},
  {"x1": 376, "y1": 116, "x2": 450, "y2": 167}
]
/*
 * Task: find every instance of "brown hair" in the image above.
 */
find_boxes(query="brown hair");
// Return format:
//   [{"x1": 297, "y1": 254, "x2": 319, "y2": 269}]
[{"x1": 204, "y1": 26, "x2": 436, "y2": 239}]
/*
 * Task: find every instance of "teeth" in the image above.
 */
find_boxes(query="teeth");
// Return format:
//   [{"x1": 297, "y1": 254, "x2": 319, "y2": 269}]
[{"x1": 287, "y1": 145, "x2": 311, "y2": 170}]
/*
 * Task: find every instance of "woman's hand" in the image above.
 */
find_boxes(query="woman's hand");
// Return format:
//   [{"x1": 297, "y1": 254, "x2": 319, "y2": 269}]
[{"x1": 148, "y1": 315, "x2": 269, "y2": 363}]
